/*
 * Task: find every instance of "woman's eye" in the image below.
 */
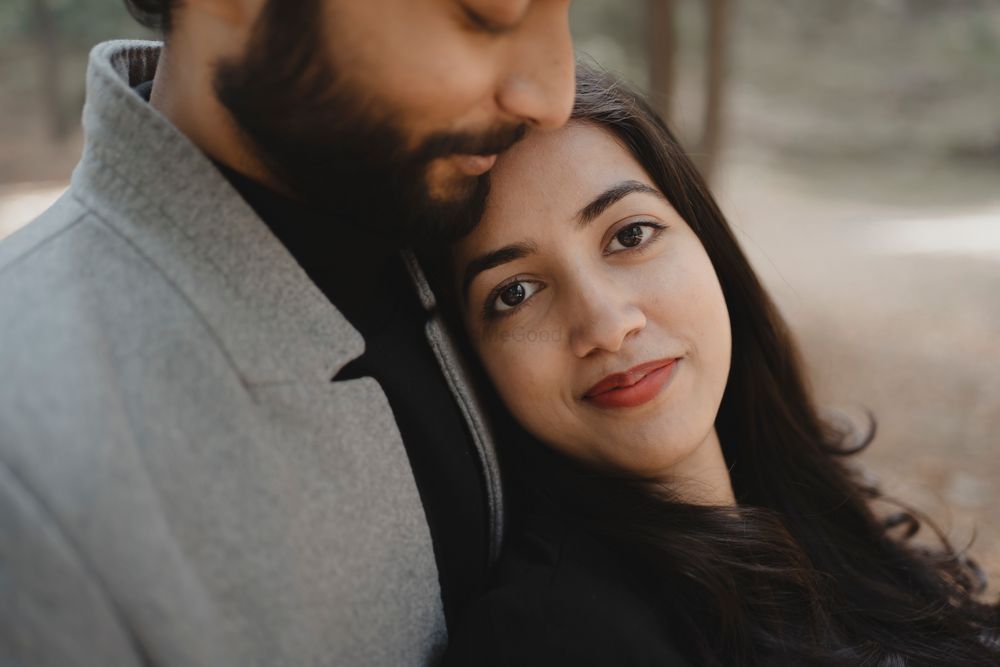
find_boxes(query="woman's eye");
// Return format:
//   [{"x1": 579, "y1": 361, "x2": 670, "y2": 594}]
[
  {"x1": 604, "y1": 221, "x2": 664, "y2": 254},
  {"x1": 491, "y1": 280, "x2": 542, "y2": 313}
]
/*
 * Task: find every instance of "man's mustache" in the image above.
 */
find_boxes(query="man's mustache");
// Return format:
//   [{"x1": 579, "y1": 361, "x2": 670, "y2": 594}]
[{"x1": 416, "y1": 123, "x2": 528, "y2": 161}]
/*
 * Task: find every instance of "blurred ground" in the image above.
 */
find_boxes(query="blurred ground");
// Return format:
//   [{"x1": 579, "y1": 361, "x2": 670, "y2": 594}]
[
  {"x1": 0, "y1": 181, "x2": 66, "y2": 238},
  {"x1": 715, "y1": 157, "x2": 1000, "y2": 595}
]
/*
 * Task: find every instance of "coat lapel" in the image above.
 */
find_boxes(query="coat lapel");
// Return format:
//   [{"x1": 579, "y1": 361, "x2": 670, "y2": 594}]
[{"x1": 400, "y1": 250, "x2": 505, "y2": 565}]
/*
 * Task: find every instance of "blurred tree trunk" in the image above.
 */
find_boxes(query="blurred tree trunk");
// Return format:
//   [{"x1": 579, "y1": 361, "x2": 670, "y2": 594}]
[
  {"x1": 697, "y1": 0, "x2": 730, "y2": 182},
  {"x1": 31, "y1": 0, "x2": 68, "y2": 141},
  {"x1": 646, "y1": 0, "x2": 677, "y2": 124}
]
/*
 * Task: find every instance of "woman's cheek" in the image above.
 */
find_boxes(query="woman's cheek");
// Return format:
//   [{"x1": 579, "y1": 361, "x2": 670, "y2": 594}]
[
  {"x1": 487, "y1": 344, "x2": 559, "y2": 435},
  {"x1": 688, "y1": 267, "x2": 732, "y2": 405}
]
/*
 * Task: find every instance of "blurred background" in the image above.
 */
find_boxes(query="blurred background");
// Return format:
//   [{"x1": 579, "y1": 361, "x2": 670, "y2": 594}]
[{"x1": 1, "y1": 1, "x2": 998, "y2": 590}]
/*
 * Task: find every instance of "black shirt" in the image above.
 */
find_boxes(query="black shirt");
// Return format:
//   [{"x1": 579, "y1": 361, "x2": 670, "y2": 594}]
[
  {"x1": 208, "y1": 159, "x2": 490, "y2": 630},
  {"x1": 442, "y1": 495, "x2": 692, "y2": 667}
]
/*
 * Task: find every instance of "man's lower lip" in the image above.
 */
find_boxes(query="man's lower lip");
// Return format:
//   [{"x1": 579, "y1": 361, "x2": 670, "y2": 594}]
[
  {"x1": 454, "y1": 154, "x2": 498, "y2": 176},
  {"x1": 584, "y1": 360, "x2": 679, "y2": 409}
]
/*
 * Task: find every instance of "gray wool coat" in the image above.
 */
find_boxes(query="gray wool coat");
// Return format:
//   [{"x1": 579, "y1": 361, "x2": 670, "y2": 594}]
[{"x1": 0, "y1": 41, "x2": 503, "y2": 667}]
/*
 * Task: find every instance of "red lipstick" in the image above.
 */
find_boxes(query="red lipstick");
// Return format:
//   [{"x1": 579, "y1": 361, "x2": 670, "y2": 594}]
[{"x1": 583, "y1": 358, "x2": 679, "y2": 409}]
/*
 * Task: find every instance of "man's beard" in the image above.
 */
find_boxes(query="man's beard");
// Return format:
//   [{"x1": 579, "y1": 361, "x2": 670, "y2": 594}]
[{"x1": 213, "y1": 0, "x2": 524, "y2": 245}]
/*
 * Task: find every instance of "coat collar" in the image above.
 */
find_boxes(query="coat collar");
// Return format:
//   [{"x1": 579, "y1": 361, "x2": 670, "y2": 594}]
[{"x1": 71, "y1": 40, "x2": 363, "y2": 385}]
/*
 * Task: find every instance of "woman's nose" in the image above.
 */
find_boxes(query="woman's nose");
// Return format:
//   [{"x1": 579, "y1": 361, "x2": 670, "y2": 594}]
[{"x1": 568, "y1": 284, "x2": 647, "y2": 359}]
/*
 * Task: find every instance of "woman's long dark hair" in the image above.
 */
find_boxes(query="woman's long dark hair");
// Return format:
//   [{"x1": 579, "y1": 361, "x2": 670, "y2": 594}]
[{"x1": 426, "y1": 62, "x2": 1000, "y2": 665}]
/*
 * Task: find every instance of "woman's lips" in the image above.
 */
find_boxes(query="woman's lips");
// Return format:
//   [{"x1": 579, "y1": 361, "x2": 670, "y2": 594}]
[{"x1": 583, "y1": 358, "x2": 679, "y2": 409}]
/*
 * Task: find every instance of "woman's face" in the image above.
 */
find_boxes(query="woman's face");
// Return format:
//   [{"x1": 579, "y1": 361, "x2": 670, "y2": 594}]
[{"x1": 453, "y1": 121, "x2": 732, "y2": 478}]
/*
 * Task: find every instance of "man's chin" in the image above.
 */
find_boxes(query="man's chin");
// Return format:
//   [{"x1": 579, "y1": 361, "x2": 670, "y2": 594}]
[
  {"x1": 425, "y1": 157, "x2": 487, "y2": 200},
  {"x1": 408, "y1": 172, "x2": 491, "y2": 245}
]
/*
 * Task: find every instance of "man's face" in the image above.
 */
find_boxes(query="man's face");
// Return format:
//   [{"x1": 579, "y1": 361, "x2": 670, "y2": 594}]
[{"x1": 215, "y1": 0, "x2": 575, "y2": 244}]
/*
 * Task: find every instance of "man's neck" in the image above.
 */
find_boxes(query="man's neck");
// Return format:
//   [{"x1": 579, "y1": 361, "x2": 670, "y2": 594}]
[
  {"x1": 150, "y1": 39, "x2": 284, "y2": 196},
  {"x1": 149, "y1": 38, "x2": 403, "y2": 299},
  {"x1": 212, "y1": 159, "x2": 401, "y2": 291}
]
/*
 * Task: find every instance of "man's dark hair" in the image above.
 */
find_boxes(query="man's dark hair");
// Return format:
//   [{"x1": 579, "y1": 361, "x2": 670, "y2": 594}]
[{"x1": 123, "y1": 0, "x2": 176, "y2": 31}]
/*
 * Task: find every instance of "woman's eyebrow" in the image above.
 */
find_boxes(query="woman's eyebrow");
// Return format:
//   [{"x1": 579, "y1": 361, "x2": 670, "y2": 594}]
[
  {"x1": 462, "y1": 240, "x2": 538, "y2": 302},
  {"x1": 460, "y1": 181, "x2": 663, "y2": 303},
  {"x1": 576, "y1": 180, "x2": 663, "y2": 228}
]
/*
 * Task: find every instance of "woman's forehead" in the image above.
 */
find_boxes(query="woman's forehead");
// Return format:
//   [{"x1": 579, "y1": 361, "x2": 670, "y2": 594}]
[
  {"x1": 492, "y1": 121, "x2": 638, "y2": 188},
  {"x1": 466, "y1": 123, "x2": 651, "y2": 242}
]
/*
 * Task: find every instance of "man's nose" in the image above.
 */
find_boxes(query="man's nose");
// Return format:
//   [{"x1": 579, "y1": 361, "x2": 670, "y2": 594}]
[
  {"x1": 495, "y1": 4, "x2": 575, "y2": 130},
  {"x1": 568, "y1": 281, "x2": 647, "y2": 359}
]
